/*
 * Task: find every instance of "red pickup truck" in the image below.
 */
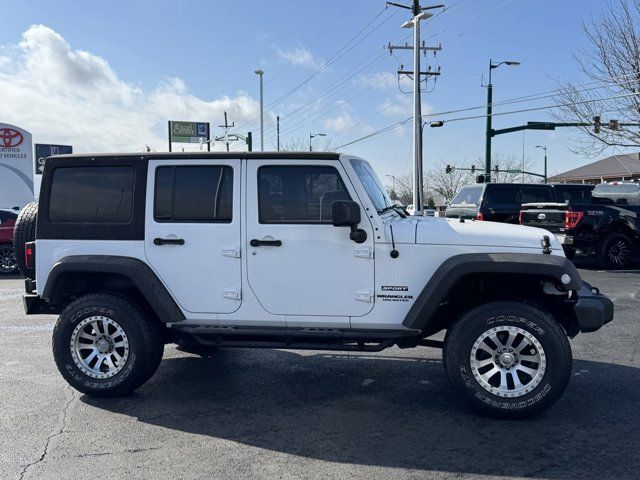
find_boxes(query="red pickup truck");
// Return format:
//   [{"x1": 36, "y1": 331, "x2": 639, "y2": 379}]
[{"x1": 0, "y1": 209, "x2": 18, "y2": 274}]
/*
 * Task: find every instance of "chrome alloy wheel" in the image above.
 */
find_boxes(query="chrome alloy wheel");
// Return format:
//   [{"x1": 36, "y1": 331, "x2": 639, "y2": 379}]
[
  {"x1": 0, "y1": 246, "x2": 16, "y2": 274},
  {"x1": 70, "y1": 316, "x2": 130, "y2": 379},
  {"x1": 470, "y1": 326, "x2": 546, "y2": 398}
]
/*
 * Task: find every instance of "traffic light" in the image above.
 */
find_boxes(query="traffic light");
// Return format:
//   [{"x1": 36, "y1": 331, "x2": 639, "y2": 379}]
[
  {"x1": 609, "y1": 119, "x2": 619, "y2": 131},
  {"x1": 594, "y1": 116, "x2": 601, "y2": 134},
  {"x1": 470, "y1": 165, "x2": 476, "y2": 174},
  {"x1": 445, "y1": 164, "x2": 452, "y2": 174},
  {"x1": 494, "y1": 164, "x2": 499, "y2": 173},
  {"x1": 476, "y1": 174, "x2": 486, "y2": 183}
]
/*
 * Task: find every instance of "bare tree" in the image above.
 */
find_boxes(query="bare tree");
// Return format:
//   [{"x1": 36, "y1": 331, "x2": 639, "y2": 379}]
[
  {"x1": 280, "y1": 138, "x2": 340, "y2": 152},
  {"x1": 490, "y1": 153, "x2": 540, "y2": 183},
  {"x1": 426, "y1": 161, "x2": 473, "y2": 202},
  {"x1": 553, "y1": 0, "x2": 640, "y2": 156}
]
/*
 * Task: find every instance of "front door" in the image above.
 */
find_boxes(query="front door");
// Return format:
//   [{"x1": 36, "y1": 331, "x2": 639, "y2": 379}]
[
  {"x1": 144, "y1": 159, "x2": 242, "y2": 314},
  {"x1": 246, "y1": 160, "x2": 375, "y2": 319}
]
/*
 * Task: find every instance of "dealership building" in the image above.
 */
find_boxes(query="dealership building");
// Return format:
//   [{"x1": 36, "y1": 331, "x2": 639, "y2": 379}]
[{"x1": 549, "y1": 153, "x2": 640, "y2": 184}]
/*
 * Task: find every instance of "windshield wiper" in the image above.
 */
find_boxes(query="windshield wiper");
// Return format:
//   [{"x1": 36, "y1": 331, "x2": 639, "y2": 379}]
[{"x1": 378, "y1": 204, "x2": 408, "y2": 218}]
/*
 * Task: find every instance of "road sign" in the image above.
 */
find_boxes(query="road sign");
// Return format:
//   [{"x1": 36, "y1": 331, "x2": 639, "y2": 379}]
[
  {"x1": 169, "y1": 121, "x2": 210, "y2": 144},
  {"x1": 0, "y1": 123, "x2": 34, "y2": 209},
  {"x1": 34, "y1": 144, "x2": 73, "y2": 175}
]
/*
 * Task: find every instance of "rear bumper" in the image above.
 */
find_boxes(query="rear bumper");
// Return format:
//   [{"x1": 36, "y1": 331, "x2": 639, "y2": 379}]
[
  {"x1": 572, "y1": 282, "x2": 614, "y2": 333},
  {"x1": 23, "y1": 294, "x2": 60, "y2": 315}
]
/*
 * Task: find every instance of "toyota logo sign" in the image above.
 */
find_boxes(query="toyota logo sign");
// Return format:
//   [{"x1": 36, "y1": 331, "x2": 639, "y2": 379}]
[{"x1": 0, "y1": 128, "x2": 24, "y2": 148}]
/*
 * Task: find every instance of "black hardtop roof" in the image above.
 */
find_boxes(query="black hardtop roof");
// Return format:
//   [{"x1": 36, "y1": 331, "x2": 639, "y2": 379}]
[
  {"x1": 472, "y1": 182, "x2": 592, "y2": 188},
  {"x1": 48, "y1": 151, "x2": 341, "y2": 163}
]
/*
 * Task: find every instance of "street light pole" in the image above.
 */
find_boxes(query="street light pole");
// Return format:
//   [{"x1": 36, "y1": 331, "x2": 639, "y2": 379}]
[
  {"x1": 536, "y1": 145, "x2": 548, "y2": 183},
  {"x1": 254, "y1": 69, "x2": 264, "y2": 151},
  {"x1": 485, "y1": 59, "x2": 520, "y2": 182},
  {"x1": 309, "y1": 133, "x2": 326, "y2": 152}
]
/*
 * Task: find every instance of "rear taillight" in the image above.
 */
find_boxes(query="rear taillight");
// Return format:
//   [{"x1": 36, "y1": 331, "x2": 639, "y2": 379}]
[
  {"x1": 476, "y1": 212, "x2": 484, "y2": 221},
  {"x1": 518, "y1": 210, "x2": 523, "y2": 225},
  {"x1": 565, "y1": 210, "x2": 584, "y2": 229},
  {"x1": 24, "y1": 241, "x2": 35, "y2": 270}
]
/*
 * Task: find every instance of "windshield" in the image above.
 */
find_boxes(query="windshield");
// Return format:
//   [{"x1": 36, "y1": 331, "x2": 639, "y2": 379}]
[
  {"x1": 350, "y1": 158, "x2": 393, "y2": 212},
  {"x1": 593, "y1": 183, "x2": 639, "y2": 194},
  {"x1": 451, "y1": 186, "x2": 483, "y2": 205}
]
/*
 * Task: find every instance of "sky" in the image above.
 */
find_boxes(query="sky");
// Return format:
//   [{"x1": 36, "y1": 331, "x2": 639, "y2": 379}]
[{"x1": 0, "y1": 0, "x2": 626, "y2": 185}]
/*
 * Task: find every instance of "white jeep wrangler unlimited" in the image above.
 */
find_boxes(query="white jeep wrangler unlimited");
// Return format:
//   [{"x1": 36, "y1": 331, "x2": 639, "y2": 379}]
[{"x1": 20, "y1": 152, "x2": 613, "y2": 417}]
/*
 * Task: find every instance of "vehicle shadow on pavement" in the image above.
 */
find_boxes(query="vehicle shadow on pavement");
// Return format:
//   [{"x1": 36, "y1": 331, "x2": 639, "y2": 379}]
[{"x1": 83, "y1": 349, "x2": 639, "y2": 479}]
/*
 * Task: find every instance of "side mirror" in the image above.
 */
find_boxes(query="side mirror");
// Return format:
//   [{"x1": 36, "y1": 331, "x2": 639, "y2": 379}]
[
  {"x1": 332, "y1": 200, "x2": 367, "y2": 244},
  {"x1": 332, "y1": 200, "x2": 361, "y2": 227}
]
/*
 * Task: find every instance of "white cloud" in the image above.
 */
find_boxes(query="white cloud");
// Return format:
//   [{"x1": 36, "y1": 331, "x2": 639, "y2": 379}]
[
  {"x1": 274, "y1": 45, "x2": 323, "y2": 70},
  {"x1": 0, "y1": 25, "x2": 259, "y2": 152},
  {"x1": 324, "y1": 112, "x2": 357, "y2": 133}
]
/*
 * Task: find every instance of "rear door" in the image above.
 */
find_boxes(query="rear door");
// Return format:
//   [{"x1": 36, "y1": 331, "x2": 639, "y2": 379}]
[
  {"x1": 144, "y1": 159, "x2": 242, "y2": 314},
  {"x1": 245, "y1": 160, "x2": 375, "y2": 320}
]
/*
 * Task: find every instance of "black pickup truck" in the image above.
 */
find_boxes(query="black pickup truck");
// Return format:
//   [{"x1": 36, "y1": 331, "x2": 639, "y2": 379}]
[
  {"x1": 520, "y1": 182, "x2": 640, "y2": 268},
  {"x1": 446, "y1": 183, "x2": 593, "y2": 223}
]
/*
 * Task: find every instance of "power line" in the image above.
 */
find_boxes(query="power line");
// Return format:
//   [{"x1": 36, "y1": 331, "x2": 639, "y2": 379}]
[
  {"x1": 335, "y1": 91, "x2": 640, "y2": 149},
  {"x1": 231, "y1": 6, "x2": 396, "y2": 132}
]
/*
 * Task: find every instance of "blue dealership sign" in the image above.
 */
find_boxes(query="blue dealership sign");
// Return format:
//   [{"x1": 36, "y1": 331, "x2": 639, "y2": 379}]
[{"x1": 35, "y1": 144, "x2": 73, "y2": 174}]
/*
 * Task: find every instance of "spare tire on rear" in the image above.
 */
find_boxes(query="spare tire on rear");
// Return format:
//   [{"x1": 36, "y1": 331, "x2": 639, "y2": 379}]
[{"x1": 12, "y1": 202, "x2": 38, "y2": 278}]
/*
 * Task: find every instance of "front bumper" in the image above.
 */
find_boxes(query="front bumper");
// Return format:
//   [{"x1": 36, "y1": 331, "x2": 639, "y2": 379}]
[{"x1": 572, "y1": 282, "x2": 614, "y2": 333}]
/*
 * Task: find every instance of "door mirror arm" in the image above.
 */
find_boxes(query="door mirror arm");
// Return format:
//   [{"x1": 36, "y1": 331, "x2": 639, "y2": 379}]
[{"x1": 332, "y1": 200, "x2": 368, "y2": 244}]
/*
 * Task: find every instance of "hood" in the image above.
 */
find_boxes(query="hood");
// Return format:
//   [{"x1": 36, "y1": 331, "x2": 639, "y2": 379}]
[{"x1": 383, "y1": 216, "x2": 561, "y2": 251}]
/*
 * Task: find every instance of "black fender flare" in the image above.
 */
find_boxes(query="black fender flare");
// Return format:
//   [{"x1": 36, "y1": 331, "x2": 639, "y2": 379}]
[
  {"x1": 402, "y1": 253, "x2": 582, "y2": 331},
  {"x1": 42, "y1": 255, "x2": 185, "y2": 323}
]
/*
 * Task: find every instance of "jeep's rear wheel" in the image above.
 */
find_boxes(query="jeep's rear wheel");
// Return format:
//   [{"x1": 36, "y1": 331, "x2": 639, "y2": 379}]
[
  {"x1": 443, "y1": 301, "x2": 572, "y2": 418},
  {"x1": 52, "y1": 293, "x2": 164, "y2": 397},
  {"x1": 0, "y1": 244, "x2": 18, "y2": 275}
]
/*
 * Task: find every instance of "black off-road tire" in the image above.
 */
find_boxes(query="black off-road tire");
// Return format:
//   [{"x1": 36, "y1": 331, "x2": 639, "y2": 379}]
[
  {"x1": 443, "y1": 301, "x2": 572, "y2": 418},
  {"x1": 52, "y1": 293, "x2": 164, "y2": 397},
  {"x1": 12, "y1": 201, "x2": 38, "y2": 278},
  {"x1": 597, "y1": 232, "x2": 633, "y2": 270}
]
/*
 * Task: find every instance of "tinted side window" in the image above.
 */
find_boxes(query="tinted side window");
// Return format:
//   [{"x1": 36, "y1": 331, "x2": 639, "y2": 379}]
[
  {"x1": 560, "y1": 187, "x2": 592, "y2": 204},
  {"x1": 154, "y1": 166, "x2": 233, "y2": 223},
  {"x1": 488, "y1": 187, "x2": 519, "y2": 204},
  {"x1": 518, "y1": 187, "x2": 553, "y2": 204},
  {"x1": 49, "y1": 166, "x2": 134, "y2": 223},
  {"x1": 259, "y1": 166, "x2": 351, "y2": 224}
]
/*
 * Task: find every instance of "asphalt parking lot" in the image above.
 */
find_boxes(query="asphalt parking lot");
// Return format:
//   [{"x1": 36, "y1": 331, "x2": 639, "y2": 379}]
[{"x1": 1, "y1": 264, "x2": 639, "y2": 480}]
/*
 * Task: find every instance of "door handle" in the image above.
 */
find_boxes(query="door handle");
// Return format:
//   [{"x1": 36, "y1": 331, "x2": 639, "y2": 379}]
[
  {"x1": 154, "y1": 237, "x2": 185, "y2": 246},
  {"x1": 250, "y1": 239, "x2": 282, "y2": 247}
]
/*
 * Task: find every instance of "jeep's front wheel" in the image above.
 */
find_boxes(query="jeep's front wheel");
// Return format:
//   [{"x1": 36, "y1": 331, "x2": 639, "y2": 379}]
[
  {"x1": 443, "y1": 301, "x2": 572, "y2": 418},
  {"x1": 52, "y1": 294, "x2": 164, "y2": 397}
]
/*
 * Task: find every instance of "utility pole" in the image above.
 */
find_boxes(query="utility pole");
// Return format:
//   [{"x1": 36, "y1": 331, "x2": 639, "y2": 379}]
[
  {"x1": 217, "y1": 111, "x2": 237, "y2": 152},
  {"x1": 277, "y1": 116, "x2": 280, "y2": 151},
  {"x1": 387, "y1": 1, "x2": 443, "y2": 215},
  {"x1": 535, "y1": 145, "x2": 548, "y2": 183}
]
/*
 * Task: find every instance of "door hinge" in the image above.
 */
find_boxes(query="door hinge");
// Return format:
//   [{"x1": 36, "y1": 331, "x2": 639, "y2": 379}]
[
  {"x1": 222, "y1": 246, "x2": 241, "y2": 258},
  {"x1": 354, "y1": 246, "x2": 374, "y2": 259},
  {"x1": 223, "y1": 288, "x2": 241, "y2": 300},
  {"x1": 355, "y1": 290, "x2": 373, "y2": 302}
]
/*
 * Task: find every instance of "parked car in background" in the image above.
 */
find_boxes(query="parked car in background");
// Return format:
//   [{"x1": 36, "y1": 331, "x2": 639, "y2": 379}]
[
  {"x1": 406, "y1": 204, "x2": 436, "y2": 216},
  {"x1": 445, "y1": 183, "x2": 594, "y2": 223},
  {"x1": 520, "y1": 181, "x2": 640, "y2": 268},
  {"x1": 0, "y1": 209, "x2": 18, "y2": 275}
]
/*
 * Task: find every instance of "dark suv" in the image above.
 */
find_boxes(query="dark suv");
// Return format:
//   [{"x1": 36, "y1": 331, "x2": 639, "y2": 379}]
[{"x1": 445, "y1": 183, "x2": 594, "y2": 223}]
